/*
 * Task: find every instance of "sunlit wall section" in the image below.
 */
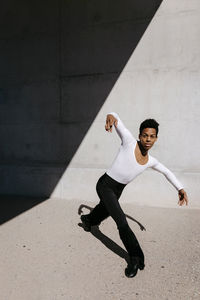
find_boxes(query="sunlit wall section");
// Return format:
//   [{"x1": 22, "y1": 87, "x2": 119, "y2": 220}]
[{"x1": 52, "y1": 0, "x2": 200, "y2": 208}]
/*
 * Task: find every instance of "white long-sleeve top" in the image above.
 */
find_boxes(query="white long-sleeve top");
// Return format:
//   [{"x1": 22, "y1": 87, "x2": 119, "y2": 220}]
[{"x1": 106, "y1": 112, "x2": 184, "y2": 191}]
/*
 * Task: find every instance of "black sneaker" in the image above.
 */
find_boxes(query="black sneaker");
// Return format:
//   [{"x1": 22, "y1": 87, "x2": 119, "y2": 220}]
[
  {"x1": 81, "y1": 215, "x2": 91, "y2": 232},
  {"x1": 125, "y1": 256, "x2": 145, "y2": 278}
]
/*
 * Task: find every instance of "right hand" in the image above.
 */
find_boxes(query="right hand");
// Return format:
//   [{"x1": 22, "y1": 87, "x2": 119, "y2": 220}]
[{"x1": 105, "y1": 114, "x2": 118, "y2": 132}]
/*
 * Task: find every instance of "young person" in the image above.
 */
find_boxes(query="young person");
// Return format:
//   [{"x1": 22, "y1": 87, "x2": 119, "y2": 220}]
[{"x1": 81, "y1": 112, "x2": 188, "y2": 278}]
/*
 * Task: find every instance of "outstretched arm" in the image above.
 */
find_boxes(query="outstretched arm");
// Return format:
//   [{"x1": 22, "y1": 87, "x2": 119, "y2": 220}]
[
  {"x1": 105, "y1": 112, "x2": 135, "y2": 145},
  {"x1": 152, "y1": 160, "x2": 188, "y2": 206}
]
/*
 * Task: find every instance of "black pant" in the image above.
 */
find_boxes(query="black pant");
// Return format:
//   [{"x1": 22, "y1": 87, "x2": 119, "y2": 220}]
[{"x1": 87, "y1": 173, "x2": 144, "y2": 261}]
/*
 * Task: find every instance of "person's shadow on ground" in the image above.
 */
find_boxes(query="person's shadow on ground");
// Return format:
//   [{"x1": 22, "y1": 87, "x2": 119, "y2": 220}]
[{"x1": 77, "y1": 204, "x2": 146, "y2": 264}]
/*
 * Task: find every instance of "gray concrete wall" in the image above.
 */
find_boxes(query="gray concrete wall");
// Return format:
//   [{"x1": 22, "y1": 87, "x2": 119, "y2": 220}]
[
  {"x1": 0, "y1": 0, "x2": 163, "y2": 220},
  {"x1": 0, "y1": 1, "x2": 61, "y2": 197},
  {"x1": 1, "y1": 0, "x2": 199, "y2": 211},
  {"x1": 52, "y1": 0, "x2": 200, "y2": 208}
]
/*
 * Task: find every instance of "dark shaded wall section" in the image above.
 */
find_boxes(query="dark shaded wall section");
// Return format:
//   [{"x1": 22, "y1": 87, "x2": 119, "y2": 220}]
[{"x1": 0, "y1": 0, "x2": 162, "y2": 222}]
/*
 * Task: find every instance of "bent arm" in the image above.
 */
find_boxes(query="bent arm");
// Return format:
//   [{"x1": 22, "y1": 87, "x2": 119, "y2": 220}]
[
  {"x1": 106, "y1": 112, "x2": 135, "y2": 145},
  {"x1": 151, "y1": 160, "x2": 184, "y2": 191}
]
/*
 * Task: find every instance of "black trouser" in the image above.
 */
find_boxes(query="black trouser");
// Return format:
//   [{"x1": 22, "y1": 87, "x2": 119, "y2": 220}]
[{"x1": 87, "y1": 173, "x2": 144, "y2": 261}]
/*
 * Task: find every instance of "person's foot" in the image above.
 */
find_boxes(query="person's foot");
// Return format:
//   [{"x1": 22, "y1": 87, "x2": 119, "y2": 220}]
[
  {"x1": 81, "y1": 215, "x2": 91, "y2": 232},
  {"x1": 125, "y1": 256, "x2": 145, "y2": 278}
]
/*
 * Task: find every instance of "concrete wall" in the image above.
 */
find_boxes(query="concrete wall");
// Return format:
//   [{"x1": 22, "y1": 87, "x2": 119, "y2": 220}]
[
  {"x1": 52, "y1": 0, "x2": 200, "y2": 208},
  {"x1": 0, "y1": 0, "x2": 199, "y2": 209},
  {"x1": 0, "y1": 0, "x2": 162, "y2": 199}
]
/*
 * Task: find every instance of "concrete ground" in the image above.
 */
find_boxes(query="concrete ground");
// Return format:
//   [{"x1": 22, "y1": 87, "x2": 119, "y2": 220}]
[{"x1": 0, "y1": 197, "x2": 200, "y2": 300}]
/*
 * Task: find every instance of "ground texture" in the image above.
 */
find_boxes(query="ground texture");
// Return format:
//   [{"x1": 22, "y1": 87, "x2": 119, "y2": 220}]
[{"x1": 0, "y1": 198, "x2": 200, "y2": 300}]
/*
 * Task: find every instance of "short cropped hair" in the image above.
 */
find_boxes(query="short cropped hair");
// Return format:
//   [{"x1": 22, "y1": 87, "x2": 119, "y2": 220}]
[{"x1": 139, "y1": 119, "x2": 159, "y2": 136}]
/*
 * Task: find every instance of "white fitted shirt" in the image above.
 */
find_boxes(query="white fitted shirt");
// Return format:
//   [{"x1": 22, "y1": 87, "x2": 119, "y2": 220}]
[{"x1": 106, "y1": 113, "x2": 184, "y2": 191}]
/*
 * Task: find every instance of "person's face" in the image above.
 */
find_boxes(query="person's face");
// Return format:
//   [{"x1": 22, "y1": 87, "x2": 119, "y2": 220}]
[{"x1": 139, "y1": 128, "x2": 157, "y2": 151}]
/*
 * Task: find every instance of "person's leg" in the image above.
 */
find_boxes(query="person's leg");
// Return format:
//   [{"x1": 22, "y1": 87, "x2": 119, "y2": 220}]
[
  {"x1": 87, "y1": 201, "x2": 110, "y2": 225},
  {"x1": 96, "y1": 177, "x2": 144, "y2": 261},
  {"x1": 81, "y1": 176, "x2": 111, "y2": 231},
  {"x1": 118, "y1": 224, "x2": 144, "y2": 263}
]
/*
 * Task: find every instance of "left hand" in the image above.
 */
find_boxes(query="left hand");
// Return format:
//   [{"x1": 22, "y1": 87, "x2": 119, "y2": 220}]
[{"x1": 178, "y1": 189, "x2": 188, "y2": 206}]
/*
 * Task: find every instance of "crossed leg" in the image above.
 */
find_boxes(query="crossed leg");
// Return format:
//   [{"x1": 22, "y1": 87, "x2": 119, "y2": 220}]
[{"x1": 88, "y1": 201, "x2": 110, "y2": 226}]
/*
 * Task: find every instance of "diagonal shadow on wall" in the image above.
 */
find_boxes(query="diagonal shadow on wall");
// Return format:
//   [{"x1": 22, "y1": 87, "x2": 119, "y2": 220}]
[{"x1": 0, "y1": 0, "x2": 163, "y2": 224}]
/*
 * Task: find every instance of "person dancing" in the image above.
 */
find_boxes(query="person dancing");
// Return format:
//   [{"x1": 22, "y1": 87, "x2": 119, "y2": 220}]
[{"x1": 81, "y1": 112, "x2": 188, "y2": 278}]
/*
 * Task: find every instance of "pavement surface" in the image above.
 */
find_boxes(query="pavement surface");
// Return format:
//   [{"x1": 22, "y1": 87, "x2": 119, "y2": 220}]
[{"x1": 0, "y1": 197, "x2": 200, "y2": 300}]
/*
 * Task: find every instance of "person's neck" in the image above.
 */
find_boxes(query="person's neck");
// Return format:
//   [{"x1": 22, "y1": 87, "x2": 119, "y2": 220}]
[{"x1": 137, "y1": 141, "x2": 148, "y2": 156}]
